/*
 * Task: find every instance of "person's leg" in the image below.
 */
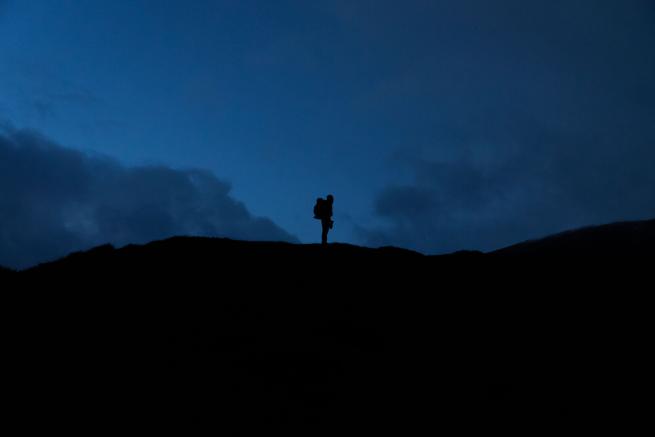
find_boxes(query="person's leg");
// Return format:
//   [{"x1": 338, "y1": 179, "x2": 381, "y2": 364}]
[{"x1": 321, "y1": 220, "x2": 329, "y2": 245}]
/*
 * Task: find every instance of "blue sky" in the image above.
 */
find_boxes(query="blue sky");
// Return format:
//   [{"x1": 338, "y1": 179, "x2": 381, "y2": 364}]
[{"x1": 1, "y1": 0, "x2": 654, "y2": 267}]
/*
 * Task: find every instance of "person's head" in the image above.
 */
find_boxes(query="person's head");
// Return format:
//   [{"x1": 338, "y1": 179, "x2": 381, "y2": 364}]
[{"x1": 326, "y1": 194, "x2": 334, "y2": 203}]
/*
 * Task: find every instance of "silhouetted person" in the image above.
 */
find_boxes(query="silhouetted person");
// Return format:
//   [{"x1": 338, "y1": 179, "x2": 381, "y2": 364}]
[{"x1": 313, "y1": 194, "x2": 334, "y2": 245}]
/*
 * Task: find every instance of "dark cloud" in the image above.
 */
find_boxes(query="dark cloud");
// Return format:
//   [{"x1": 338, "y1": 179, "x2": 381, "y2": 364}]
[
  {"x1": 357, "y1": 117, "x2": 655, "y2": 254},
  {"x1": 0, "y1": 125, "x2": 297, "y2": 268},
  {"x1": 356, "y1": 0, "x2": 655, "y2": 254}
]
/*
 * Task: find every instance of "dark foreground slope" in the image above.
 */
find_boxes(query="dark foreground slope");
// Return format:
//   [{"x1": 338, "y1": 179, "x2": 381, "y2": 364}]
[
  {"x1": 493, "y1": 219, "x2": 655, "y2": 257},
  {"x1": 3, "y1": 221, "x2": 653, "y2": 434}
]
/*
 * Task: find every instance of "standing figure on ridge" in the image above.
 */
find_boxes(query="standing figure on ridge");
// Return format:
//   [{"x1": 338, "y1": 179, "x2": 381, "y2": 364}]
[{"x1": 313, "y1": 194, "x2": 334, "y2": 245}]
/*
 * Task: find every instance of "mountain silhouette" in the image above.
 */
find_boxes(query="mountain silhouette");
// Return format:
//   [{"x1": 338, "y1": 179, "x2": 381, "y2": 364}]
[
  {"x1": 492, "y1": 219, "x2": 655, "y2": 257},
  {"x1": 3, "y1": 219, "x2": 652, "y2": 434}
]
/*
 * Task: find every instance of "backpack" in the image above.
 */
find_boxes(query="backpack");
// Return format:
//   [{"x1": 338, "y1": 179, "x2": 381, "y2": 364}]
[{"x1": 313, "y1": 198, "x2": 324, "y2": 219}]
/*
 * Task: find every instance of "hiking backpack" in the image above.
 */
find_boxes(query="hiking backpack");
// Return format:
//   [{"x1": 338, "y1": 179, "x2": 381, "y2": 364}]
[{"x1": 313, "y1": 198, "x2": 324, "y2": 219}]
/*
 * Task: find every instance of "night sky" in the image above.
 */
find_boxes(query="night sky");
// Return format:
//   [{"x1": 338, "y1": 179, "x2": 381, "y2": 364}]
[{"x1": 1, "y1": 0, "x2": 654, "y2": 268}]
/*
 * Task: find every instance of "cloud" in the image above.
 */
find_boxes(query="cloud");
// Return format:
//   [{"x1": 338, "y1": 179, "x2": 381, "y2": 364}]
[
  {"x1": 357, "y1": 118, "x2": 655, "y2": 254},
  {"x1": 0, "y1": 125, "x2": 298, "y2": 268},
  {"x1": 354, "y1": 0, "x2": 655, "y2": 254}
]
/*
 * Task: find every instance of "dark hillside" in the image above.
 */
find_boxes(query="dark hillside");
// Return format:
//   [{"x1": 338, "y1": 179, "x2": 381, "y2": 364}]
[
  {"x1": 3, "y1": 221, "x2": 652, "y2": 433},
  {"x1": 493, "y1": 219, "x2": 655, "y2": 257}
]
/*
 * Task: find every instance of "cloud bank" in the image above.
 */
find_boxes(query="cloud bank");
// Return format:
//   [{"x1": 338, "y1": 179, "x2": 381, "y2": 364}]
[
  {"x1": 0, "y1": 126, "x2": 297, "y2": 268},
  {"x1": 358, "y1": 118, "x2": 655, "y2": 254},
  {"x1": 355, "y1": 0, "x2": 655, "y2": 254}
]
